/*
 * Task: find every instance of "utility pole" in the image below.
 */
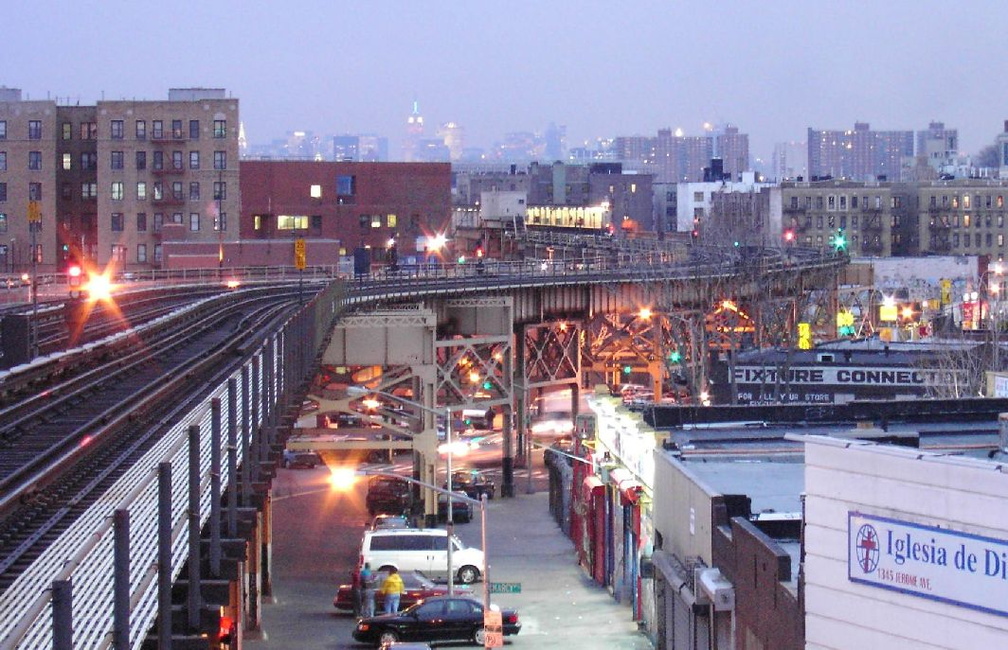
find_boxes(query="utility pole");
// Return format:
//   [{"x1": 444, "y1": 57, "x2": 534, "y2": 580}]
[{"x1": 28, "y1": 201, "x2": 41, "y2": 358}]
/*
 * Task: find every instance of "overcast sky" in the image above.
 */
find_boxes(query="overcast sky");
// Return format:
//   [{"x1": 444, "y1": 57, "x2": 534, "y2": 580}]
[{"x1": 7, "y1": 1, "x2": 1007, "y2": 162}]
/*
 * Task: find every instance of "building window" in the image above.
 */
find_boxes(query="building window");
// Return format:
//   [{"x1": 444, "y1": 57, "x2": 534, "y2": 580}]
[
  {"x1": 693, "y1": 191, "x2": 704, "y2": 202},
  {"x1": 840, "y1": 196, "x2": 847, "y2": 210},
  {"x1": 154, "y1": 243, "x2": 162, "y2": 263},
  {"x1": 137, "y1": 213, "x2": 147, "y2": 232},
  {"x1": 0, "y1": 121, "x2": 6, "y2": 139},
  {"x1": 213, "y1": 181, "x2": 226, "y2": 200},
  {"x1": 110, "y1": 120, "x2": 124, "y2": 140},
  {"x1": 214, "y1": 213, "x2": 227, "y2": 232},
  {"x1": 952, "y1": 195, "x2": 960, "y2": 209},
  {"x1": 816, "y1": 196, "x2": 824, "y2": 209},
  {"x1": 213, "y1": 151, "x2": 227, "y2": 170},
  {"x1": 111, "y1": 212, "x2": 124, "y2": 232},
  {"x1": 172, "y1": 151, "x2": 183, "y2": 170},
  {"x1": 964, "y1": 195, "x2": 971, "y2": 209},
  {"x1": 152, "y1": 120, "x2": 164, "y2": 139},
  {"x1": 62, "y1": 122, "x2": 72, "y2": 140},
  {"x1": 110, "y1": 151, "x2": 124, "y2": 170},
  {"x1": 387, "y1": 214, "x2": 397, "y2": 228},
  {"x1": 136, "y1": 120, "x2": 146, "y2": 139},
  {"x1": 371, "y1": 215, "x2": 381, "y2": 228},
  {"x1": 29, "y1": 182, "x2": 42, "y2": 200},
  {"x1": 152, "y1": 151, "x2": 163, "y2": 171},
  {"x1": 189, "y1": 151, "x2": 199, "y2": 169},
  {"x1": 790, "y1": 196, "x2": 798, "y2": 209},
  {"x1": 0, "y1": 152, "x2": 6, "y2": 171},
  {"x1": 172, "y1": 120, "x2": 183, "y2": 139},
  {"x1": 28, "y1": 120, "x2": 42, "y2": 140},
  {"x1": 999, "y1": 196, "x2": 1004, "y2": 208},
  {"x1": 337, "y1": 175, "x2": 355, "y2": 196},
  {"x1": 80, "y1": 122, "x2": 97, "y2": 140},
  {"x1": 189, "y1": 120, "x2": 200, "y2": 139},
  {"x1": 189, "y1": 182, "x2": 200, "y2": 200},
  {"x1": 136, "y1": 151, "x2": 146, "y2": 170},
  {"x1": 60, "y1": 153, "x2": 70, "y2": 170},
  {"x1": 171, "y1": 212, "x2": 182, "y2": 224},
  {"x1": 61, "y1": 182, "x2": 72, "y2": 199},
  {"x1": 111, "y1": 182, "x2": 124, "y2": 200},
  {"x1": 277, "y1": 215, "x2": 309, "y2": 230},
  {"x1": 81, "y1": 182, "x2": 97, "y2": 199},
  {"x1": 172, "y1": 182, "x2": 183, "y2": 200},
  {"x1": 213, "y1": 120, "x2": 226, "y2": 138},
  {"x1": 152, "y1": 182, "x2": 163, "y2": 200},
  {"x1": 0, "y1": 183, "x2": 5, "y2": 202},
  {"x1": 111, "y1": 244, "x2": 126, "y2": 262},
  {"x1": 189, "y1": 213, "x2": 200, "y2": 231},
  {"x1": 0, "y1": 213, "x2": 6, "y2": 232},
  {"x1": 153, "y1": 213, "x2": 163, "y2": 233},
  {"x1": 28, "y1": 151, "x2": 42, "y2": 170},
  {"x1": 137, "y1": 243, "x2": 147, "y2": 263},
  {"x1": 311, "y1": 214, "x2": 322, "y2": 230},
  {"x1": 81, "y1": 152, "x2": 97, "y2": 170},
  {"x1": 137, "y1": 182, "x2": 147, "y2": 200},
  {"x1": 310, "y1": 184, "x2": 322, "y2": 199}
]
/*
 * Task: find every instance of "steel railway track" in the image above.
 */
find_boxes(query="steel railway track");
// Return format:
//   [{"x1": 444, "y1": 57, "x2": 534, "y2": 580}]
[{"x1": 0, "y1": 287, "x2": 303, "y2": 592}]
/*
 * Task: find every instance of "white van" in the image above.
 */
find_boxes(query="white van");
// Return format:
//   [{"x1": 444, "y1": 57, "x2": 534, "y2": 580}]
[{"x1": 360, "y1": 528, "x2": 484, "y2": 584}]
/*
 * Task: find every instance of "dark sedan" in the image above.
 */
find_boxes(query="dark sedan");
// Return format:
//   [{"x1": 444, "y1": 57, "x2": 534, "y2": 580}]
[
  {"x1": 333, "y1": 571, "x2": 472, "y2": 613},
  {"x1": 352, "y1": 595, "x2": 520, "y2": 647},
  {"x1": 443, "y1": 469, "x2": 495, "y2": 500}
]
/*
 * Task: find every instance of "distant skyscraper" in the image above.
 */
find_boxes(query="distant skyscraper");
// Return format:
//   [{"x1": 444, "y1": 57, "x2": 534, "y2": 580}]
[
  {"x1": 807, "y1": 123, "x2": 913, "y2": 181},
  {"x1": 333, "y1": 134, "x2": 388, "y2": 162},
  {"x1": 916, "y1": 121, "x2": 959, "y2": 174},
  {"x1": 543, "y1": 123, "x2": 567, "y2": 162},
  {"x1": 715, "y1": 125, "x2": 750, "y2": 181},
  {"x1": 402, "y1": 100, "x2": 424, "y2": 162},
  {"x1": 771, "y1": 141, "x2": 808, "y2": 181},
  {"x1": 436, "y1": 122, "x2": 465, "y2": 161}
]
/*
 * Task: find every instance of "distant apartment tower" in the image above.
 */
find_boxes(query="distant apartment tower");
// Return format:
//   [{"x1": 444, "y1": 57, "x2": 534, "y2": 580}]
[
  {"x1": 333, "y1": 135, "x2": 388, "y2": 162},
  {"x1": 436, "y1": 122, "x2": 465, "y2": 161},
  {"x1": 916, "y1": 121, "x2": 958, "y2": 171},
  {"x1": 998, "y1": 120, "x2": 1008, "y2": 179},
  {"x1": 715, "y1": 125, "x2": 750, "y2": 180},
  {"x1": 807, "y1": 123, "x2": 913, "y2": 181},
  {"x1": 655, "y1": 129, "x2": 714, "y2": 183}
]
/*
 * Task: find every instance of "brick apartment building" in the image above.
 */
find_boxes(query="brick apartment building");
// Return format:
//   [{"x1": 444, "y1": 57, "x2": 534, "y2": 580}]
[{"x1": 0, "y1": 87, "x2": 240, "y2": 273}]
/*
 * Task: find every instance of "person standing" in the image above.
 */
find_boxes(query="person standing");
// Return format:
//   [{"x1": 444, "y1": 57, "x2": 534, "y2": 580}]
[
  {"x1": 360, "y1": 562, "x2": 376, "y2": 617},
  {"x1": 380, "y1": 566, "x2": 405, "y2": 614},
  {"x1": 350, "y1": 565, "x2": 363, "y2": 617}
]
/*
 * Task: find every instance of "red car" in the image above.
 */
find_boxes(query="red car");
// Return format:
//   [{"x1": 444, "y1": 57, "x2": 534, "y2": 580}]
[{"x1": 333, "y1": 570, "x2": 472, "y2": 613}]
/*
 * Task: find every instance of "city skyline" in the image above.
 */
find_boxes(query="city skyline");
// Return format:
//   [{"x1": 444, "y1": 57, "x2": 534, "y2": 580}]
[{"x1": 6, "y1": 1, "x2": 1008, "y2": 163}]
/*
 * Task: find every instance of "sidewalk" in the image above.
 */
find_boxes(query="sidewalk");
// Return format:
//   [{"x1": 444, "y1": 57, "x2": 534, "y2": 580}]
[{"x1": 456, "y1": 491, "x2": 653, "y2": 649}]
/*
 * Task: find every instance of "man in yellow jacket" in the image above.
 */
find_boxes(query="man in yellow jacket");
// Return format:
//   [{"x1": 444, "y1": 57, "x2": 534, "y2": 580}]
[{"x1": 380, "y1": 567, "x2": 406, "y2": 614}]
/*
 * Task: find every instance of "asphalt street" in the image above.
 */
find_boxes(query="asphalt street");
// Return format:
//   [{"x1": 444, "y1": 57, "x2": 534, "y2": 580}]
[{"x1": 245, "y1": 455, "x2": 653, "y2": 649}]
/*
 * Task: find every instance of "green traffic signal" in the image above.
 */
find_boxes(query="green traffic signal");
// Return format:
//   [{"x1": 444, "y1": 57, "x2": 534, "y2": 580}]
[{"x1": 668, "y1": 350, "x2": 682, "y2": 363}]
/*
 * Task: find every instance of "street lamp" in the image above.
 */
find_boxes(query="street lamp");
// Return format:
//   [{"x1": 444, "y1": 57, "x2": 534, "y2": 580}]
[
  {"x1": 350, "y1": 468, "x2": 491, "y2": 616},
  {"x1": 346, "y1": 385, "x2": 459, "y2": 594}
]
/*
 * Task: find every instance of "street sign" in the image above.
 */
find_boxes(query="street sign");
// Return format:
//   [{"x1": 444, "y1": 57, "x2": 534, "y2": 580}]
[
  {"x1": 294, "y1": 238, "x2": 306, "y2": 270},
  {"x1": 27, "y1": 201, "x2": 41, "y2": 223},
  {"x1": 483, "y1": 610, "x2": 502, "y2": 648},
  {"x1": 488, "y1": 582, "x2": 521, "y2": 594}
]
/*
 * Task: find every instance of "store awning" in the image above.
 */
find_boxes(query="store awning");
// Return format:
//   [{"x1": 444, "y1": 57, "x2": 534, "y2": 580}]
[
  {"x1": 582, "y1": 475, "x2": 605, "y2": 499},
  {"x1": 607, "y1": 467, "x2": 644, "y2": 505}
]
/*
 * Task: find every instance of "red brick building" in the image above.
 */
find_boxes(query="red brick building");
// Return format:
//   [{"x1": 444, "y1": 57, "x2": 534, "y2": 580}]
[{"x1": 231, "y1": 160, "x2": 452, "y2": 269}]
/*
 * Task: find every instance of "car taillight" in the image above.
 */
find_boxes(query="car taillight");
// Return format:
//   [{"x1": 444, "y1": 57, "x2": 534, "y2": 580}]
[{"x1": 504, "y1": 613, "x2": 519, "y2": 624}]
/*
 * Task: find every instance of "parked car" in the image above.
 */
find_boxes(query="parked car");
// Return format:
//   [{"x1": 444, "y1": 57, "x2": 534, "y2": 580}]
[
  {"x1": 437, "y1": 490, "x2": 473, "y2": 524},
  {"x1": 333, "y1": 570, "x2": 472, "y2": 613},
  {"x1": 281, "y1": 449, "x2": 323, "y2": 469},
  {"x1": 360, "y1": 528, "x2": 484, "y2": 584},
  {"x1": 366, "y1": 476, "x2": 412, "y2": 516},
  {"x1": 352, "y1": 595, "x2": 520, "y2": 647},
  {"x1": 370, "y1": 514, "x2": 411, "y2": 531},
  {"x1": 443, "y1": 468, "x2": 495, "y2": 500}
]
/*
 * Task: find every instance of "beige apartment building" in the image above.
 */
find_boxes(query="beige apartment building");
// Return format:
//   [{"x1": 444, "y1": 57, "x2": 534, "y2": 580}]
[
  {"x1": 780, "y1": 180, "x2": 894, "y2": 257},
  {"x1": 0, "y1": 87, "x2": 239, "y2": 273}
]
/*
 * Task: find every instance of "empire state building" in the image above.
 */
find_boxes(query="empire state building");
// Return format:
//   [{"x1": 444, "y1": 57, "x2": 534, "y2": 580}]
[{"x1": 402, "y1": 100, "x2": 424, "y2": 162}]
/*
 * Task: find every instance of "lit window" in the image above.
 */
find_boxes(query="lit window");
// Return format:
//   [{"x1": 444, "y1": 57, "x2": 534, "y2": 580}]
[
  {"x1": 311, "y1": 184, "x2": 322, "y2": 198},
  {"x1": 277, "y1": 215, "x2": 309, "y2": 230},
  {"x1": 189, "y1": 213, "x2": 200, "y2": 231},
  {"x1": 371, "y1": 215, "x2": 381, "y2": 228},
  {"x1": 62, "y1": 123, "x2": 71, "y2": 140},
  {"x1": 137, "y1": 243, "x2": 147, "y2": 262},
  {"x1": 0, "y1": 121, "x2": 7, "y2": 139},
  {"x1": 111, "y1": 244, "x2": 126, "y2": 261},
  {"x1": 387, "y1": 214, "x2": 397, "y2": 228},
  {"x1": 137, "y1": 182, "x2": 146, "y2": 200},
  {"x1": 189, "y1": 151, "x2": 199, "y2": 169},
  {"x1": 111, "y1": 182, "x2": 124, "y2": 200},
  {"x1": 61, "y1": 153, "x2": 70, "y2": 170}
]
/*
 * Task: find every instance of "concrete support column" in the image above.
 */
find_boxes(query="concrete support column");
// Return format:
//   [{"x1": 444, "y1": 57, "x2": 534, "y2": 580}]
[
  {"x1": 260, "y1": 493, "x2": 273, "y2": 598},
  {"x1": 246, "y1": 511, "x2": 262, "y2": 631}
]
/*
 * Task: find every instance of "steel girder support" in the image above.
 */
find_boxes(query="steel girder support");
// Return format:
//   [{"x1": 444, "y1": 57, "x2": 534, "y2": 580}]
[{"x1": 582, "y1": 310, "x2": 666, "y2": 396}]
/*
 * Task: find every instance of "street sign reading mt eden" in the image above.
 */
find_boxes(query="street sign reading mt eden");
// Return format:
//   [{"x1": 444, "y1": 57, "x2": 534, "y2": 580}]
[{"x1": 489, "y1": 582, "x2": 521, "y2": 594}]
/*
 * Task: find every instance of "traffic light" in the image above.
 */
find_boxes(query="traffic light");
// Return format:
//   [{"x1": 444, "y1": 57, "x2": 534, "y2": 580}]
[
  {"x1": 622, "y1": 365, "x2": 632, "y2": 375},
  {"x1": 783, "y1": 229, "x2": 795, "y2": 243},
  {"x1": 668, "y1": 350, "x2": 682, "y2": 363},
  {"x1": 833, "y1": 228, "x2": 847, "y2": 252}
]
